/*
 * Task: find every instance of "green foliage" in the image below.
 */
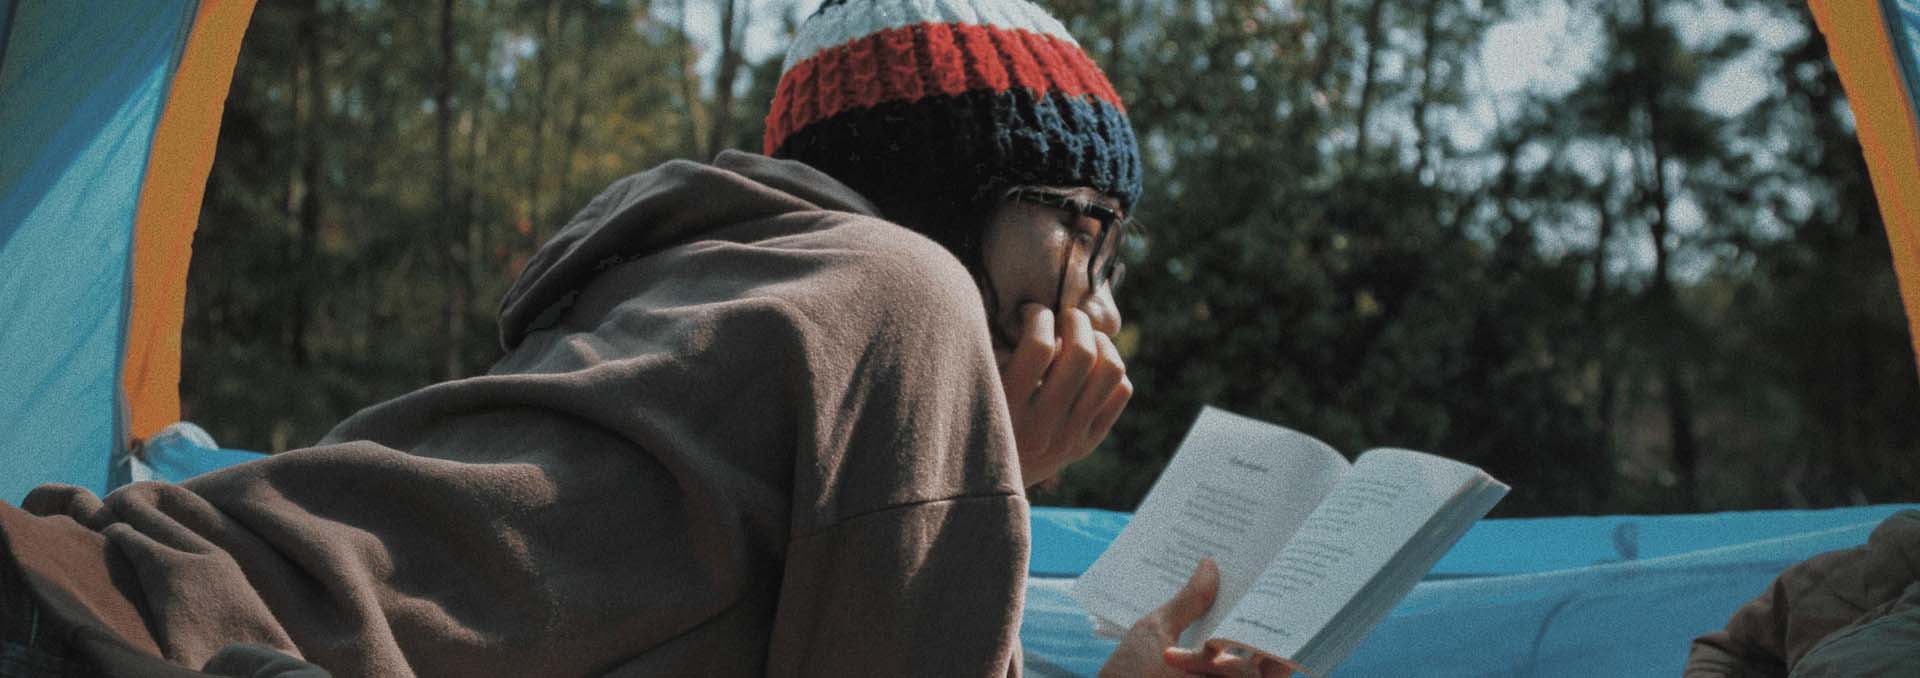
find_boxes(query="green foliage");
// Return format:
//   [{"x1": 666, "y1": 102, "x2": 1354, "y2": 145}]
[
  {"x1": 188, "y1": 0, "x2": 1919, "y2": 516},
  {"x1": 1029, "y1": 0, "x2": 1920, "y2": 515},
  {"x1": 188, "y1": 0, "x2": 715, "y2": 449}
]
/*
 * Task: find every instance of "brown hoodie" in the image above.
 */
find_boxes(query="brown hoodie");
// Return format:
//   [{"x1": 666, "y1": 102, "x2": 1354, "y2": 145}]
[
  {"x1": 1684, "y1": 510, "x2": 1920, "y2": 678},
  {"x1": 4, "y1": 151, "x2": 1029, "y2": 677}
]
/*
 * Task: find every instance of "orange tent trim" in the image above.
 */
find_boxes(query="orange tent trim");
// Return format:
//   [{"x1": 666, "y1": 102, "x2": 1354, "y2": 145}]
[
  {"x1": 124, "y1": 0, "x2": 256, "y2": 439},
  {"x1": 1809, "y1": 0, "x2": 1920, "y2": 379}
]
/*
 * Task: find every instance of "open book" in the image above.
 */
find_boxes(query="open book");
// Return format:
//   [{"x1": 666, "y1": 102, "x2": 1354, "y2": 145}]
[{"x1": 1072, "y1": 406, "x2": 1509, "y2": 675}]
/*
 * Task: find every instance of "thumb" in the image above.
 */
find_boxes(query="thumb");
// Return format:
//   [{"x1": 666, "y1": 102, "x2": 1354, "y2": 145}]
[
  {"x1": 1157, "y1": 557, "x2": 1221, "y2": 631},
  {"x1": 1161, "y1": 644, "x2": 1222, "y2": 672}
]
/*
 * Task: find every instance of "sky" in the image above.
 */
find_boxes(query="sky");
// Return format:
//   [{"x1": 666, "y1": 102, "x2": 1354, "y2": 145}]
[
  {"x1": 663, "y1": 0, "x2": 1824, "y2": 282},
  {"x1": 676, "y1": 1, "x2": 1808, "y2": 114},
  {"x1": 1467, "y1": 1, "x2": 1810, "y2": 278},
  {"x1": 1474, "y1": 0, "x2": 1806, "y2": 144}
]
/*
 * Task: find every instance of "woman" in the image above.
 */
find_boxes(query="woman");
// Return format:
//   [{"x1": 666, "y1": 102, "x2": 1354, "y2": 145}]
[{"x1": 0, "y1": 1, "x2": 1287, "y2": 675}]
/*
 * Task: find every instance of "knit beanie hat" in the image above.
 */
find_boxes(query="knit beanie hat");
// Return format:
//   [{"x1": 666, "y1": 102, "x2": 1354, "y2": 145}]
[{"x1": 764, "y1": 0, "x2": 1142, "y2": 253}]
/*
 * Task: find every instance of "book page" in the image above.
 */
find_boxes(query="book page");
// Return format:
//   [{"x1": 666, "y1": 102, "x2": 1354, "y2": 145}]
[
  {"x1": 1210, "y1": 448, "x2": 1483, "y2": 664},
  {"x1": 1072, "y1": 407, "x2": 1350, "y2": 644},
  {"x1": 1290, "y1": 470, "x2": 1508, "y2": 674}
]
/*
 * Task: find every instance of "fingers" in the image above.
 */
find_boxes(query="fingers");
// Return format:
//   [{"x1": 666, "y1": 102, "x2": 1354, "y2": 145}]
[
  {"x1": 1033, "y1": 308, "x2": 1098, "y2": 454},
  {"x1": 1062, "y1": 331, "x2": 1124, "y2": 435},
  {"x1": 1066, "y1": 331, "x2": 1130, "y2": 456},
  {"x1": 1165, "y1": 645, "x2": 1296, "y2": 678},
  {"x1": 1001, "y1": 303, "x2": 1055, "y2": 403},
  {"x1": 1144, "y1": 563, "x2": 1292, "y2": 678},
  {"x1": 1257, "y1": 655, "x2": 1298, "y2": 678},
  {"x1": 999, "y1": 304, "x2": 1130, "y2": 489},
  {"x1": 1001, "y1": 304, "x2": 1057, "y2": 487},
  {"x1": 1161, "y1": 644, "x2": 1222, "y2": 672},
  {"x1": 1156, "y1": 558, "x2": 1221, "y2": 632},
  {"x1": 1086, "y1": 375, "x2": 1132, "y2": 450}
]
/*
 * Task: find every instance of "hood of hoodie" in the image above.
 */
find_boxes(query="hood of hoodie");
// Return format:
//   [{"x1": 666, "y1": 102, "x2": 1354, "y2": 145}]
[{"x1": 497, "y1": 150, "x2": 881, "y2": 350}]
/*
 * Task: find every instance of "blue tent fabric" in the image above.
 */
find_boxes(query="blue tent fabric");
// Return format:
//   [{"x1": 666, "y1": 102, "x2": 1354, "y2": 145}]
[
  {"x1": 1894, "y1": 0, "x2": 1920, "y2": 99},
  {"x1": 1021, "y1": 503, "x2": 1920, "y2": 677},
  {"x1": 0, "y1": 1, "x2": 200, "y2": 503},
  {"x1": 109, "y1": 421, "x2": 266, "y2": 487},
  {"x1": 50, "y1": 436, "x2": 1920, "y2": 676},
  {"x1": 1029, "y1": 507, "x2": 1133, "y2": 577}
]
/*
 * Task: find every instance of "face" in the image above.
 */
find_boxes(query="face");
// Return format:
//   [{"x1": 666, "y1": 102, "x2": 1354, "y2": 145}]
[{"x1": 975, "y1": 185, "x2": 1126, "y2": 353}]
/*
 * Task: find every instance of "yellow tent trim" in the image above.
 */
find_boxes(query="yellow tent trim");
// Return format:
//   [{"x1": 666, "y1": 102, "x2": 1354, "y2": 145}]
[
  {"x1": 124, "y1": 0, "x2": 256, "y2": 439},
  {"x1": 1809, "y1": 0, "x2": 1920, "y2": 377}
]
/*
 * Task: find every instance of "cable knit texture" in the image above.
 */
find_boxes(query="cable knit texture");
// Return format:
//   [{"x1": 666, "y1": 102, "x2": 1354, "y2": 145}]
[{"x1": 764, "y1": 0, "x2": 1141, "y2": 229}]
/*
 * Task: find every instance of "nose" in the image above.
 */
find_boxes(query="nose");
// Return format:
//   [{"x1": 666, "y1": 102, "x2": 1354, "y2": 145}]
[
  {"x1": 1079, "y1": 283, "x2": 1123, "y2": 338},
  {"x1": 1064, "y1": 212, "x2": 1123, "y2": 338}
]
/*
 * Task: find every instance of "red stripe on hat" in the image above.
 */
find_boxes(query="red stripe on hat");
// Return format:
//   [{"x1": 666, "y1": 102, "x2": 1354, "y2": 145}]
[
  {"x1": 790, "y1": 58, "x2": 820, "y2": 147},
  {"x1": 844, "y1": 36, "x2": 882, "y2": 109},
  {"x1": 768, "y1": 21, "x2": 1123, "y2": 154},
  {"x1": 995, "y1": 26, "x2": 1047, "y2": 94},
  {"x1": 816, "y1": 45, "x2": 847, "y2": 131},
  {"x1": 877, "y1": 27, "x2": 925, "y2": 104},
  {"x1": 765, "y1": 60, "x2": 798, "y2": 153},
  {"x1": 765, "y1": 79, "x2": 787, "y2": 155},
  {"x1": 1050, "y1": 32, "x2": 1122, "y2": 109},
  {"x1": 922, "y1": 22, "x2": 970, "y2": 97},
  {"x1": 1020, "y1": 30, "x2": 1074, "y2": 98},
  {"x1": 953, "y1": 23, "x2": 1010, "y2": 92}
]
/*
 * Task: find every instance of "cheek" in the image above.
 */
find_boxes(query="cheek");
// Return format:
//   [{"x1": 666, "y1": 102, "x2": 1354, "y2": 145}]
[
  {"x1": 979, "y1": 245, "x2": 1026, "y2": 340},
  {"x1": 978, "y1": 210, "x2": 1074, "y2": 343},
  {"x1": 983, "y1": 231, "x2": 1061, "y2": 308}
]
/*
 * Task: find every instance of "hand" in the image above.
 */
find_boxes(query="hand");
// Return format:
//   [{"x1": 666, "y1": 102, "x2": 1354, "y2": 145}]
[
  {"x1": 1098, "y1": 559, "x2": 1298, "y2": 678},
  {"x1": 996, "y1": 302, "x2": 1132, "y2": 489}
]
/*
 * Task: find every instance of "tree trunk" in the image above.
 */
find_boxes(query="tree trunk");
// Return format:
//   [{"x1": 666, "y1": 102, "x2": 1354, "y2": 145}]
[
  {"x1": 557, "y1": 9, "x2": 594, "y2": 220},
  {"x1": 1352, "y1": 0, "x2": 1386, "y2": 166},
  {"x1": 1663, "y1": 360, "x2": 1700, "y2": 508},
  {"x1": 1638, "y1": 0, "x2": 1700, "y2": 511},
  {"x1": 290, "y1": 0, "x2": 324, "y2": 369},
  {"x1": 1491, "y1": 132, "x2": 1530, "y2": 262},
  {"x1": 436, "y1": 0, "x2": 466, "y2": 380},
  {"x1": 465, "y1": 0, "x2": 492, "y2": 294},
  {"x1": 675, "y1": 0, "x2": 704, "y2": 158},
  {"x1": 1309, "y1": 0, "x2": 1340, "y2": 95},
  {"x1": 284, "y1": 12, "x2": 302, "y2": 363},
  {"x1": 1586, "y1": 175, "x2": 1614, "y2": 323},
  {"x1": 528, "y1": 0, "x2": 559, "y2": 238},
  {"x1": 1412, "y1": 0, "x2": 1439, "y2": 180},
  {"x1": 706, "y1": 0, "x2": 746, "y2": 157},
  {"x1": 1587, "y1": 169, "x2": 1617, "y2": 505}
]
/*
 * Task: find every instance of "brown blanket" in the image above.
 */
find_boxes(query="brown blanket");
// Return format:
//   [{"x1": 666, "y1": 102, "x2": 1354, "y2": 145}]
[
  {"x1": 5, "y1": 151, "x2": 1029, "y2": 677},
  {"x1": 1684, "y1": 509, "x2": 1920, "y2": 677}
]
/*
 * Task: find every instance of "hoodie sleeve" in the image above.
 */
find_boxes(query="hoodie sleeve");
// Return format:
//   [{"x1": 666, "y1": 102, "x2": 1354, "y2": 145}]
[
  {"x1": 1685, "y1": 511, "x2": 1920, "y2": 678},
  {"x1": 766, "y1": 497, "x2": 1027, "y2": 678},
  {"x1": 762, "y1": 216, "x2": 1027, "y2": 677}
]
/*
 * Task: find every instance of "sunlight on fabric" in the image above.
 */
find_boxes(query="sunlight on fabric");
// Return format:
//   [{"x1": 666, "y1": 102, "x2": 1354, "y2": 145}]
[
  {"x1": 0, "y1": 1, "x2": 197, "y2": 502},
  {"x1": 1022, "y1": 504, "x2": 1919, "y2": 677}
]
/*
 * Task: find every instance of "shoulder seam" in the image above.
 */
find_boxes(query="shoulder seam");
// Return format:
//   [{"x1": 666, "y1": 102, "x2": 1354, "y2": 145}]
[{"x1": 790, "y1": 491, "x2": 1024, "y2": 542}]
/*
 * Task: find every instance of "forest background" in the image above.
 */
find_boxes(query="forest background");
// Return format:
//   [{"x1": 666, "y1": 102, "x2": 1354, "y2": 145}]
[{"x1": 184, "y1": 0, "x2": 1920, "y2": 516}]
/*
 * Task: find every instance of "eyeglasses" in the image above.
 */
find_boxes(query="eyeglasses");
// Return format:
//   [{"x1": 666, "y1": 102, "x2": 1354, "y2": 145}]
[{"x1": 1004, "y1": 187, "x2": 1136, "y2": 299}]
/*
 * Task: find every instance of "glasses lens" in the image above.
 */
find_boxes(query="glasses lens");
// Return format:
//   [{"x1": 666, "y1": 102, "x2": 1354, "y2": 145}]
[
  {"x1": 1011, "y1": 188, "x2": 1130, "y2": 292},
  {"x1": 1089, "y1": 216, "x2": 1132, "y2": 291}
]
